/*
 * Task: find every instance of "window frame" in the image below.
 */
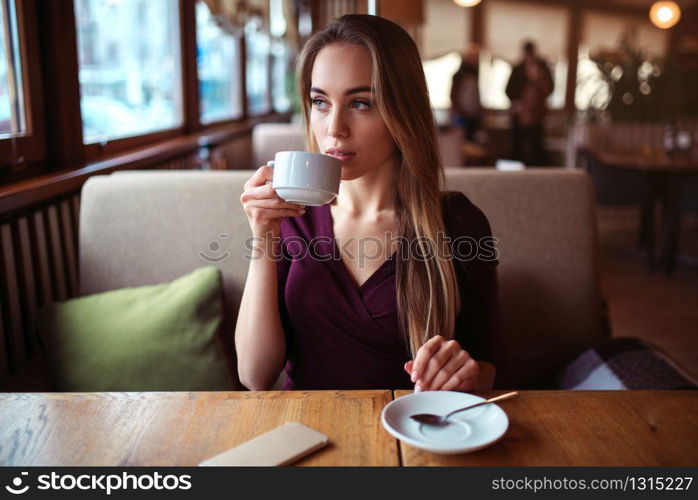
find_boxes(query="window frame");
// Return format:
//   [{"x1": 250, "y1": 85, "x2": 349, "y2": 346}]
[
  {"x1": 80, "y1": 0, "x2": 264, "y2": 163},
  {"x1": 244, "y1": 17, "x2": 273, "y2": 117},
  {"x1": 24, "y1": 0, "x2": 276, "y2": 172},
  {"x1": 0, "y1": 0, "x2": 46, "y2": 173},
  {"x1": 194, "y1": 0, "x2": 246, "y2": 128},
  {"x1": 0, "y1": 0, "x2": 283, "y2": 183},
  {"x1": 270, "y1": 37, "x2": 292, "y2": 114},
  {"x1": 78, "y1": 0, "x2": 191, "y2": 162}
]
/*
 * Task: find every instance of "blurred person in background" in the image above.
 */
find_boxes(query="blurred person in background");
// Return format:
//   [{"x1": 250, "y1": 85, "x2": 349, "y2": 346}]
[
  {"x1": 505, "y1": 40, "x2": 553, "y2": 166},
  {"x1": 450, "y1": 45, "x2": 482, "y2": 143}
]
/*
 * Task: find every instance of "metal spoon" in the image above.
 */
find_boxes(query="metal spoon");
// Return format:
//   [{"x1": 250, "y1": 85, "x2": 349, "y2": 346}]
[{"x1": 410, "y1": 391, "x2": 519, "y2": 426}]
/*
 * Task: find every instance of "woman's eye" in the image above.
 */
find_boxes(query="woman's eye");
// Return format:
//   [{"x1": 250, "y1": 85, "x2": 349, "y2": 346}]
[
  {"x1": 310, "y1": 97, "x2": 327, "y2": 109},
  {"x1": 350, "y1": 100, "x2": 371, "y2": 110}
]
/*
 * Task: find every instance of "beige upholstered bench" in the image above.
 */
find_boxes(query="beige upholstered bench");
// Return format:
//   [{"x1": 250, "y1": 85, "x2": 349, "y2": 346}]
[{"x1": 66, "y1": 168, "x2": 603, "y2": 389}]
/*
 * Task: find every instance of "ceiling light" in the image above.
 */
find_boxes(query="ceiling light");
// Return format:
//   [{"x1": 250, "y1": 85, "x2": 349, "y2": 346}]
[{"x1": 649, "y1": 1, "x2": 681, "y2": 29}]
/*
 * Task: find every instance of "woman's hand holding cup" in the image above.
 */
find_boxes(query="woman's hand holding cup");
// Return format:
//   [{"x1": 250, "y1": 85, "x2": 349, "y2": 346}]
[{"x1": 240, "y1": 164, "x2": 306, "y2": 239}]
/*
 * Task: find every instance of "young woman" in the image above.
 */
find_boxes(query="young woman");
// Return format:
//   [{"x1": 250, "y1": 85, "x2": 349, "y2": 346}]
[{"x1": 235, "y1": 15, "x2": 498, "y2": 392}]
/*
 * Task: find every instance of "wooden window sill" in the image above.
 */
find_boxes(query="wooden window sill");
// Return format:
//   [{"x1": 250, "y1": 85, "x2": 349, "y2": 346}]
[{"x1": 0, "y1": 113, "x2": 291, "y2": 216}]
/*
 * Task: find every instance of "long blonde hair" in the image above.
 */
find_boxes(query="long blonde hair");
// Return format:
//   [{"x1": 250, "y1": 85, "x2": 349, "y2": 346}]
[{"x1": 296, "y1": 15, "x2": 460, "y2": 357}]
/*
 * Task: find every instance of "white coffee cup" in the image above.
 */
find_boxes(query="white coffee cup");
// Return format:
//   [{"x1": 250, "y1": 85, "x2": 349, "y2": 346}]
[{"x1": 269, "y1": 151, "x2": 342, "y2": 206}]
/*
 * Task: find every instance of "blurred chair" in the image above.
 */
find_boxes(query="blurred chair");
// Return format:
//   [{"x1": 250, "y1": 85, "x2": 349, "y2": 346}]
[
  {"x1": 585, "y1": 150, "x2": 655, "y2": 257},
  {"x1": 85, "y1": 169, "x2": 608, "y2": 389},
  {"x1": 437, "y1": 127, "x2": 464, "y2": 167},
  {"x1": 679, "y1": 173, "x2": 698, "y2": 213},
  {"x1": 585, "y1": 151, "x2": 651, "y2": 205},
  {"x1": 253, "y1": 121, "x2": 473, "y2": 168},
  {"x1": 461, "y1": 140, "x2": 491, "y2": 166},
  {"x1": 672, "y1": 172, "x2": 698, "y2": 271},
  {"x1": 252, "y1": 123, "x2": 306, "y2": 167}
]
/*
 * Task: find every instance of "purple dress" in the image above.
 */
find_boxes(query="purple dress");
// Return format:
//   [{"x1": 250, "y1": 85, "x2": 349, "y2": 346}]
[{"x1": 276, "y1": 191, "x2": 498, "y2": 390}]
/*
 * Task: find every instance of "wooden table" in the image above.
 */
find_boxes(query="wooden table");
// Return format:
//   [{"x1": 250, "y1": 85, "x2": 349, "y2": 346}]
[
  {"x1": 396, "y1": 390, "x2": 698, "y2": 466},
  {"x1": 0, "y1": 390, "x2": 397, "y2": 466},
  {"x1": 1, "y1": 390, "x2": 696, "y2": 466},
  {"x1": 591, "y1": 149, "x2": 698, "y2": 173}
]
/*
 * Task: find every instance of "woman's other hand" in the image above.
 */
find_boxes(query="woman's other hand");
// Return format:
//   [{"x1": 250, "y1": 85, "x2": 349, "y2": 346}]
[
  {"x1": 240, "y1": 165, "x2": 306, "y2": 239},
  {"x1": 403, "y1": 335, "x2": 490, "y2": 392}
]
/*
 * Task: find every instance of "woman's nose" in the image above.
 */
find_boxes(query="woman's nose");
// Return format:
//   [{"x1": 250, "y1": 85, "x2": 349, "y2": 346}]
[{"x1": 327, "y1": 109, "x2": 349, "y2": 138}]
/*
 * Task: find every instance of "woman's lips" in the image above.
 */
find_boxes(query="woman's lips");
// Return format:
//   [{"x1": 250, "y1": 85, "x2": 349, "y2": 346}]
[{"x1": 326, "y1": 149, "x2": 356, "y2": 162}]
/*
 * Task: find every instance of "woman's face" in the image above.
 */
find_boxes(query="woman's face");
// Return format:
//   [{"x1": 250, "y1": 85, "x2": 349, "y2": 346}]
[{"x1": 309, "y1": 43, "x2": 397, "y2": 180}]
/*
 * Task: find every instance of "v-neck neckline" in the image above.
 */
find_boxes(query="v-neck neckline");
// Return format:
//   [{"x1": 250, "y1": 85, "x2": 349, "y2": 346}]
[{"x1": 324, "y1": 203, "x2": 397, "y2": 293}]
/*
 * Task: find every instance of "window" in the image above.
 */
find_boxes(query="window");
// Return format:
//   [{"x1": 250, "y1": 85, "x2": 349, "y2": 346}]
[
  {"x1": 423, "y1": 52, "x2": 462, "y2": 110},
  {"x1": 575, "y1": 11, "x2": 669, "y2": 110},
  {"x1": 74, "y1": 0, "x2": 183, "y2": 145},
  {"x1": 478, "y1": 54, "x2": 513, "y2": 110},
  {"x1": 269, "y1": 0, "x2": 290, "y2": 113},
  {"x1": 0, "y1": 0, "x2": 44, "y2": 175},
  {"x1": 481, "y1": 0, "x2": 569, "y2": 110},
  {"x1": 196, "y1": 0, "x2": 243, "y2": 124},
  {"x1": 2, "y1": 0, "x2": 283, "y2": 183},
  {"x1": 479, "y1": 57, "x2": 568, "y2": 111},
  {"x1": 421, "y1": 0, "x2": 471, "y2": 61},
  {"x1": 271, "y1": 40, "x2": 291, "y2": 113},
  {"x1": 245, "y1": 16, "x2": 271, "y2": 115},
  {"x1": 0, "y1": 0, "x2": 25, "y2": 137},
  {"x1": 575, "y1": 50, "x2": 609, "y2": 111}
]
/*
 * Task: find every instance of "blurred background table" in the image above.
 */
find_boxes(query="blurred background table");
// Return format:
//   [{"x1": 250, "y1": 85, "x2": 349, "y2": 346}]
[
  {"x1": 0, "y1": 390, "x2": 397, "y2": 466},
  {"x1": 588, "y1": 148, "x2": 698, "y2": 274},
  {"x1": 395, "y1": 390, "x2": 698, "y2": 466}
]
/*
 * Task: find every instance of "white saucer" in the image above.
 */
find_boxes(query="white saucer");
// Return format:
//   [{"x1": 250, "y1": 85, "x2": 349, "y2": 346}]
[{"x1": 381, "y1": 391, "x2": 509, "y2": 454}]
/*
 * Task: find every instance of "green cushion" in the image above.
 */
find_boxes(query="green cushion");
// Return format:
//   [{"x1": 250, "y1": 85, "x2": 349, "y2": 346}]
[{"x1": 38, "y1": 266, "x2": 233, "y2": 391}]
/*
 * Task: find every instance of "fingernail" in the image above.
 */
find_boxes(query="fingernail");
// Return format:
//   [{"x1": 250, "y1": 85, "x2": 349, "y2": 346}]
[
  {"x1": 414, "y1": 383, "x2": 422, "y2": 393},
  {"x1": 411, "y1": 370, "x2": 418, "y2": 383},
  {"x1": 299, "y1": 209, "x2": 306, "y2": 214}
]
